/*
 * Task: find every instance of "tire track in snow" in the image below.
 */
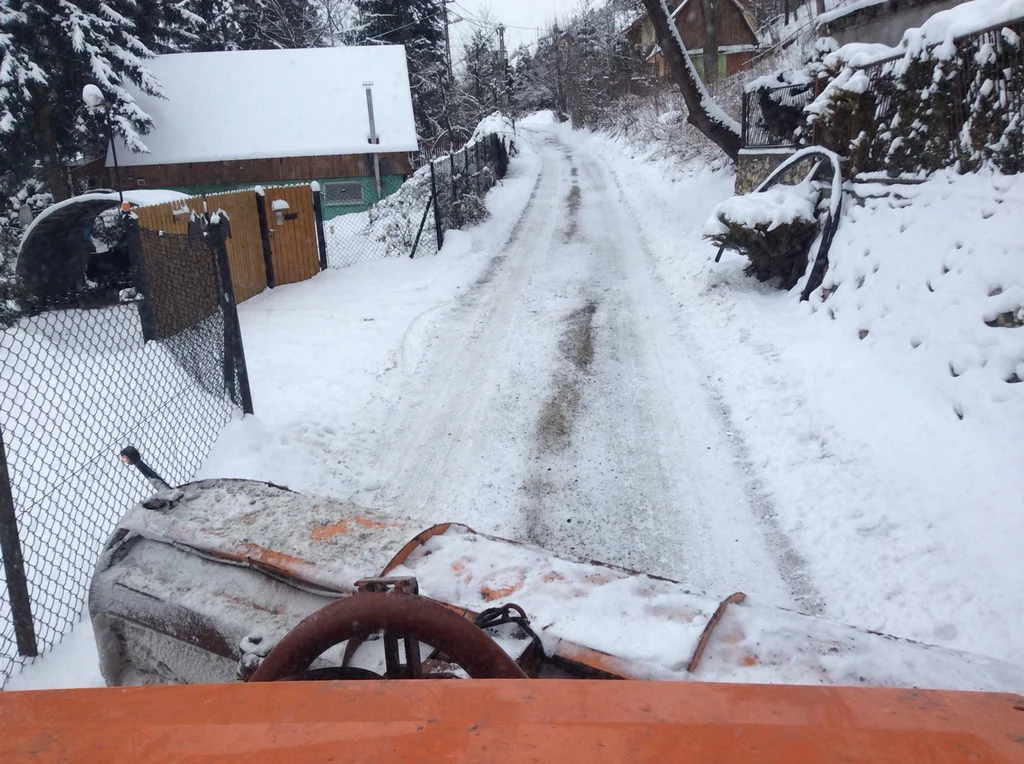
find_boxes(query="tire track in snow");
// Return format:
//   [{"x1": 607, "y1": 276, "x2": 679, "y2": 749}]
[
  {"x1": 515, "y1": 149, "x2": 778, "y2": 595},
  {"x1": 368, "y1": 135, "x2": 571, "y2": 531},
  {"x1": 595, "y1": 153, "x2": 825, "y2": 614}
]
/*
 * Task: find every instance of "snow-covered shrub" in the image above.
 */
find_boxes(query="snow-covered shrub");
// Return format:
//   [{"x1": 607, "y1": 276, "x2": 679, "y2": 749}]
[
  {"x1": 0, "y1": 182, "x2": 51, "y2": 327},
  {"x1": 363, "y1": 165, "x2": 432, "y2": 257},
  {"x1": 704, "y1": 180, "x2": 821, "y2": 288},
  {"x1": 90, "y1": 207, "x2": 124, "y2": 252},
  {"x1": 471, "y1": 112, "x2": 516, "y2": 149},
  {"x1": 452, "y1": 189, "x2": 489, "y2": 228},
  {"x1": 756, "y1": 0, "x2": 1024, "y2": 176},
  {"x1": 356, "y1": 126, "x2": 511, "y2": 256},
  {"x1": 962, "y1": 30, "x2": 1024, "y2": 173}
]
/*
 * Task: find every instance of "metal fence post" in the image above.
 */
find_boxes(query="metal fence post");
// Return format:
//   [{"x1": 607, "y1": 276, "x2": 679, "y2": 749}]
[
  {"x1": 742, "y1": 91, "x2": 749, "y2": 147},
  {"x1": 0, "y1": 424, "x2": 37, "y2": 657},
  {"x1": 123, "y1": 212, "x2": 157, "y2": 342},
  {"x1": 449, "y1": 152, "x2": 460, "y2": 229},
  {"x1": 409, "y1": 196, "x2": 434, "y2": 260},
  {"x1": 475, "y1": 143, "x2": 482, "y2": 197},
  {"x1": 208, "y1": 217, "x2": 254, "y2": 416},
  {"x1": 254, "y1": 190, "x2": 276, "y2": 288},
  {"x1": 311, "y1": 184, "x2": 329, "y2": 271},
  {"x1": 429, "y1": 161, "x2": 444, "y2": 250}
]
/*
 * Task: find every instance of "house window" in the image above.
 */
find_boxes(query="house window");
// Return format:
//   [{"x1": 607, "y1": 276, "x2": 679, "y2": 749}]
[{"x1": 322, "y1": 181, "x2": 365, "y2": 206}]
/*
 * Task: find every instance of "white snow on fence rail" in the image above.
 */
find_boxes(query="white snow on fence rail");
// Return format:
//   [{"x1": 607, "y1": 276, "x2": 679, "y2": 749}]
[{"x1": 823, "y1": 0, "x2": 1024, "y2": 69}]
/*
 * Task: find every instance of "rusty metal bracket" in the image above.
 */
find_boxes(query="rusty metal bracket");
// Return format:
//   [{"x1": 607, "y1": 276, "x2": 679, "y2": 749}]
[
  {"x1": 355, "y1": 576, "x2": 419, "y2": 595},
  {"x1": 685, "y1": 592, "x2": 747, "y2": 674}
]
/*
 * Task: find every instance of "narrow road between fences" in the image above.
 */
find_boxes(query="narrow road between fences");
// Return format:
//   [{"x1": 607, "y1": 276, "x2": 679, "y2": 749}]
[{"x1": 369, "y1": 125, "x2": 813, "y2": 610}]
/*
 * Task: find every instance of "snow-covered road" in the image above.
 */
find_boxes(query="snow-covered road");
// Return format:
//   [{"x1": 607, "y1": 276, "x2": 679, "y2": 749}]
[
  {"x1": 200, "y1": 118, "x2": 1024, "y2": 668},
  {"x1": 364, "y1": 128, "x2": 804, "y2": 608},
  {"x1": 10, "y1": 115, "x2": 1023, "y2": 691}
]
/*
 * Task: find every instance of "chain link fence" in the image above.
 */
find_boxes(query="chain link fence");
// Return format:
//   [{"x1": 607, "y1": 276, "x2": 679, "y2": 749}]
[
  {"x1": 0, "y1": 218, "x2": 248, "y2": 688},
  {"x1": 321, "y1": 134, "x2": 510, "y2": 268},
  {"x1": 0, "y1": 136, "x2": 511, "y2": 688}
]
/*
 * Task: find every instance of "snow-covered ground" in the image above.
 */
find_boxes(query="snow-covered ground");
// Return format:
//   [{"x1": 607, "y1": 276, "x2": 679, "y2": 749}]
[{"x1": 9, "y1": 113, "x2": 1023, "y2": 690}]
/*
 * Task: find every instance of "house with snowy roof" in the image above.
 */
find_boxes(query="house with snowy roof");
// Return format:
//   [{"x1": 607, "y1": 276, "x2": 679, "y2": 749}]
[
  {"x1": 625, "y1": 0, "x2": 762, "y2": 80},
  {"x1": 97, "y1": 46, "x2": 418, "y2": 219}
]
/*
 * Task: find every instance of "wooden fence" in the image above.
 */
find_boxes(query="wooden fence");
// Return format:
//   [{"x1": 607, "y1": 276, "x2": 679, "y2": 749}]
[
  {"x1": 135, "y1": 190, "x2": 268, "y2": 303},
  {"x1": 260, "y1": 185, "x2": 321, "y2": 287},
  {"x1": 133, "y1": 185, "x2": 323, "y2": 305}
]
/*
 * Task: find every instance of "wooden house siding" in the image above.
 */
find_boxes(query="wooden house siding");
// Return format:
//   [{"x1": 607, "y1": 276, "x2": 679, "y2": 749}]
[
  {"x1": 116, "y1": 152, "x2": 414, "y2": 191},
  {"x1": 673, "y1": 1, "x2": 759, "y2": 49},
  {"x1": 626, "y1": 0, "x2": 760, "y2": 78}
]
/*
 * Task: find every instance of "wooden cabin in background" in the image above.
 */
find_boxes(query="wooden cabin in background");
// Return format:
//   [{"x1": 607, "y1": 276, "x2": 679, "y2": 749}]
[
  {"x1": 96, "y1": 46, "x2": 419, "y2": 221},
  {"x1": 625, "y1": 0, "x2": 762, "y2": 80}
]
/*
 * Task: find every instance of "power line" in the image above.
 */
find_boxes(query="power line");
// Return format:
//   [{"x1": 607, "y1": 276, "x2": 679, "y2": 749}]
[
  {"x1": 450, "y1": 2, "x2": 547, "y2": 33},
  {"x1": 363, "y1": 8, "x2": 445, "y2": 43}
]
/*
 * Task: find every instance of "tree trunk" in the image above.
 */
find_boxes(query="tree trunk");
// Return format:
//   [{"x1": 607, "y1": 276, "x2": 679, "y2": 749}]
[
  {"x1": 29, "y1": 85, "x2": 71, "y2": 202},
  {"x1": 815, "y1": 0, "x2": 826, "y2": 15},
  {"x1": 700, "y1": 0, "x2": 720, "y2": 85},
  {"x1": 638, "y1": 0, "x2": 741, "y2": 161},
  {"x1": 552, "y1": 37, "x2": 567, "y2": 122}
]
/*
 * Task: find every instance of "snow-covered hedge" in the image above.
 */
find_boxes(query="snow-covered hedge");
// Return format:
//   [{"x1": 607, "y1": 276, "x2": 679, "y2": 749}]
[
  {"x1": 363, "y1": 165, "x2": 433, "y2": 257},
  {"x1": 352, "y1": 116, "x2": 515, "y2": 257},
  {"x1": 704, "y1": 180, "x2": 822, "y2": 288},
  {"x1": 752, "y1": 0, "x2": 1024, "y2": 175}
]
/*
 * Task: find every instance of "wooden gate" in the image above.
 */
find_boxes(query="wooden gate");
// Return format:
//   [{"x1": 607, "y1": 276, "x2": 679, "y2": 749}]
[
  {"x1": 134, "y1": 190, "x2": 268, "y2": 303},
  {"x1": 261, "y1": 185, "x2": 321, "y2": 286},
  {"x1": 204, "y1": 191, "x2": 267, "y2": 302}
]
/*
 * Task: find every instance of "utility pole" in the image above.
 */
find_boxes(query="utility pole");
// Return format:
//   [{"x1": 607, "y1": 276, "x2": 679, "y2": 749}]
[
  {"x1": 496, "y1": 23, "x2": 508, "y2": 110},
  {"x1": 442, "y1": 0, "x2": 454, "y2": 83},
  {"x1": 563, "y1": 31, "x2": 577, "y2": 128}
]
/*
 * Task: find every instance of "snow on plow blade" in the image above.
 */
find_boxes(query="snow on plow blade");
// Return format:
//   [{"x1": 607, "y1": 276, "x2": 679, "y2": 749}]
[{"x1": 90, "y1": 479, "x2": 1024, "y2": 690}]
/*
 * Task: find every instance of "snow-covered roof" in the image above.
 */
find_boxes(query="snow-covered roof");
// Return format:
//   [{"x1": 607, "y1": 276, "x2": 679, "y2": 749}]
[
  {"x1": 110, "y1": 46, "x2": 418, "y2": 168},
  {"x1": 816, "y1": 0, "x2": 891, "y2": 27}
]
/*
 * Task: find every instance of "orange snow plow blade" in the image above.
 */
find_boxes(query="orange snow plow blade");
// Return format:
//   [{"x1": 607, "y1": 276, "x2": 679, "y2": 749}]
[{"x1": 1, "y1": 681, "x2": 1021, "y2": 763}]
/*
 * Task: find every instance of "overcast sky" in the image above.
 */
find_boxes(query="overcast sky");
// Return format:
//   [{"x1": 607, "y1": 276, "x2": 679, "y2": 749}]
[{"x1": 449, "y1": 0, "x2": 585, "y2": 53}]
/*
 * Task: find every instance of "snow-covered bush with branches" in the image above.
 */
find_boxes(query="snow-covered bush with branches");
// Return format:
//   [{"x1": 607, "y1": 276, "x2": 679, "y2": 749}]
[
  {"x1": 360, "y1": 116, "x2": 515, "y2": 256},
  {"x1": 362, "y1": 166, "x2": 434, "y2": 257},
  {"x1": 704, "y1": 179, "x2": 821, "y2": 288}
]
